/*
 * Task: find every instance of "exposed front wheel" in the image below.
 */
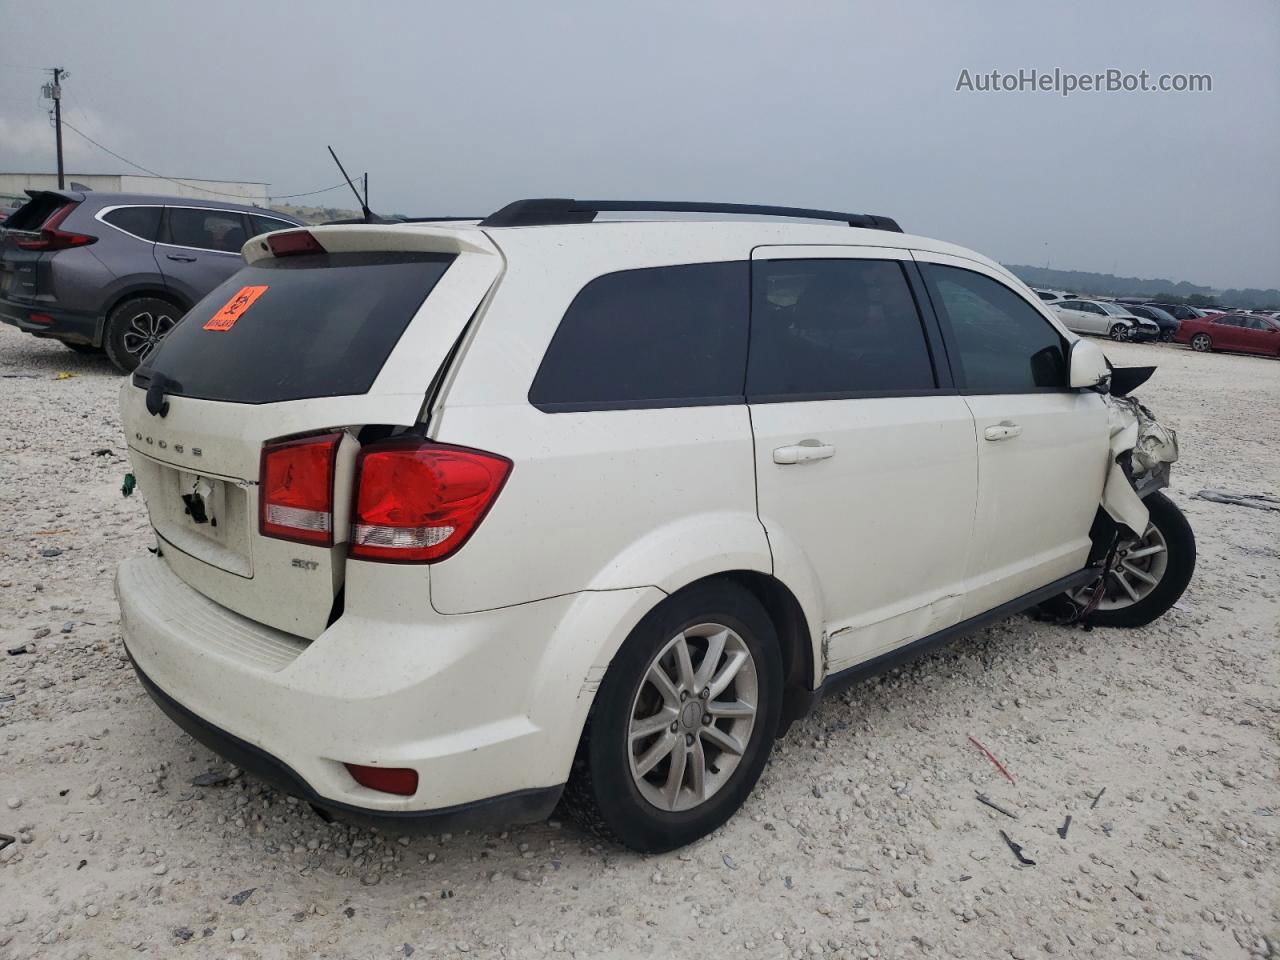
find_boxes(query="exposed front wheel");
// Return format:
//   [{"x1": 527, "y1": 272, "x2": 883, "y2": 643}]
[
  {"x1": 1109, "y1": 323, "x2": 1131, "y2": 341},
  {"x1": 1071, "y1": 492, "x2": 1196, "y2": 627},
  {"x1": 103, "y1": 296, "x2": 183, "y2": 373},
  {"x1": 562, "y1": 581, "x2": 782, "y2": 852},
  {"x1": 1190, "y1": 333, "x2": 1213, "y2": 352}
]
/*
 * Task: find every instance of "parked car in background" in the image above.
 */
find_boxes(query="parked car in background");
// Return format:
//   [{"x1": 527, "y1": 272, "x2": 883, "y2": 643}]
[
  {"x1": 1053, "y1": 298, "x2": 1161, "y2": 341},
  {"x1": 1176, "y1": 311, "x2": 1280, "y2": 357},
  {"x1": 1144, "y1": 302, "x2": 1207, "y2": 323},
  {"x1": 1123, "y1": 303, "x2": 1180, "y2": 341},
  {"x1": 114, "y1": 199, "x2": 1192, "y2": 851},
  {"x1": 0, "y1": 190, "x2": 302, "y2": 371},
  {"x1": 1032, "y1": 288, "x2": 1069, "y2": 303}
]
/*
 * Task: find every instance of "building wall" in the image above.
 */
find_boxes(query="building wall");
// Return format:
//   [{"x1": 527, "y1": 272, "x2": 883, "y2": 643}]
[{"x1": 0, "y1": 173, "x2": 269, "y2": 205}]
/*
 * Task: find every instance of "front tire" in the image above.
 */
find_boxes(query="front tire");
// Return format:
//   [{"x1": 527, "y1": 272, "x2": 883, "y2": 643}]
[
  {"x1": 562, "y1": 581, "x2": 783, "y2": 852},
  {"x1": 103, "y1": 296, "x2": 183, "y2": 373},
  {"x1": 1076, "y1": 492, "x2": 1195, "y2": 627},
  {"x1": 1190, "y1": 332, "x2": 1213, "y2": 352},
  {"x1": 1109, "y1": 323, "x2": 1130, "y2": 342}
]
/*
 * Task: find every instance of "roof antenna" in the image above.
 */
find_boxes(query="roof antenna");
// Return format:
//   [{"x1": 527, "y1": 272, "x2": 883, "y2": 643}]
[{"x1": 327, "y1": 145, "x2": 382, "y2": 223}]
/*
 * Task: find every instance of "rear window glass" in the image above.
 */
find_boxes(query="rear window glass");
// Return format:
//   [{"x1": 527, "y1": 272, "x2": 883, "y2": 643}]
[
  {"x1": 5, "y1": 194, "x2": 68, "y2": 232},
  {"x1": 103, "y1": 206, "x2": 162, "y2": 241},
  {"x1": 166, "y1": 208, "x2": 247, "y2": 252},
  {"x1": 139, "y1": 251, "x2": 455, "y2": 404},
  {"x1": 529, "y1": 261, "x2": 749, "y2": 411}
]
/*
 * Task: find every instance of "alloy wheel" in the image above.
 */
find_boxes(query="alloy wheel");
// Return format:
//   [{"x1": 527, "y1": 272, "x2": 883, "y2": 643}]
[
  {"x1": 120, "y1": 309, "x2": 178, "y2": 361},
  {"x1": 627, "y1": 623, "x2": 758, "y2": 812},
  {"x1": 1073, "y1": 523, "x2": 1169, "y2": 610},
  {"x1": 1191, "y1": 334, "x2": 1212, "y2": 352}
]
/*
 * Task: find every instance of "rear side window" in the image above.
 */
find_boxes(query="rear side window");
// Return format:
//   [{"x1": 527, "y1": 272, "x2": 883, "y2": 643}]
[
  {"x1": 140, "y1": 252, "x2": 454, "y2": 404},
  {"x1": 748, "y1": 258, "x2": 936, "y2": 399},
  {"x1": 249, "y1": 215, "x2": 295, "y2": 238},
  {"x1": 924, "y1": 264, "x2": 1067, "y2": 393},
  {"x1": 102, "y1": 206, "x2": 162, "y2": 241},
  {"x1": 529, "y1": 261, "x2": 749, "y2": 411},
  {"x1": 165, "y1": 208, "x2": 247, "y2": 253}
]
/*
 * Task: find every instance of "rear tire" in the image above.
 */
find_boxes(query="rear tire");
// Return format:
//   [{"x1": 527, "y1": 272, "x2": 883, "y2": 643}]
[
  {"x1": 1080, "y1": 493, "x2": 1195, "y2": 628},
  {"x1": 562, "y1": 581, "x2": 783, "y2": 852},
  {"x1": 1190, "y1": 333, "x2": 1213, "y2": 352},
  {"x1": 103, "y1": 296, "x2": 183, "y2": 373}
]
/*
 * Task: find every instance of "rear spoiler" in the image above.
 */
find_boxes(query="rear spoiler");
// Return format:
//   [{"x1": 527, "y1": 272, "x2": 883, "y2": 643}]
[{"x1": 24, "y1": 188, "x2": 87, "y2": 203}]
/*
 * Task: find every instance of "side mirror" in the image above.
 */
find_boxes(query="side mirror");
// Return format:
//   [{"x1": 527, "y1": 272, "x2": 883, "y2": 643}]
[{"x1": 1069, "y1": 338, "x2": 1109, "y2": 391}]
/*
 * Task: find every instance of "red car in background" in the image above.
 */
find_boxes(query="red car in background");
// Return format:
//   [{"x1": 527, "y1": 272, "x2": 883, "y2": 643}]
[{"x1": 1176, "y1": 312, "x2": 1280, "y2": 358}]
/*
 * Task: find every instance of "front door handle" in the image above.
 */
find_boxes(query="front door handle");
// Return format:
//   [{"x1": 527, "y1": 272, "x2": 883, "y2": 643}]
[
  {"x1": 773, "y1": 440, "x2": 836, "y2": 464},
  {"x1": 984, "y1": 421, "x2": 1022, "y2": 442},
  {"x1": 166, "y1": 254, "x2": 197, "y2": 262}
]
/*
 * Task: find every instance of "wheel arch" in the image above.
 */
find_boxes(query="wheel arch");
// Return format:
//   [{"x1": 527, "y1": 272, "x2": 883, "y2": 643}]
[{"x1": 712, "y1": 570, "x2": 820, "y2": 736}]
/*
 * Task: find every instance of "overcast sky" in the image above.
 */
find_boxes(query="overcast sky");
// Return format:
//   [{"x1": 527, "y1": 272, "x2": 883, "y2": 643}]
[{"x1": 2, "y1": 0, "x2": 1276, "y2": 290}]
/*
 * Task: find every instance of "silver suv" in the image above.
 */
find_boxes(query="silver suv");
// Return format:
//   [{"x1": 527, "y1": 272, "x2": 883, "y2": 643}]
[{"x1": 0, "y1": 190, "x2": 300, "y2": 371}]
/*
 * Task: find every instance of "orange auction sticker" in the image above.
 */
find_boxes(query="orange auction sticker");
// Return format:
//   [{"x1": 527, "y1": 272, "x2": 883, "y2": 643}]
[{"x1": 203, "y1": 285, "x2": 268, "y2": 331}]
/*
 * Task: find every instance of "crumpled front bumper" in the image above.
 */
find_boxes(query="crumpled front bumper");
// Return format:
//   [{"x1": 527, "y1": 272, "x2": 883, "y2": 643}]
[{"x1": 1100, "y1": 393, "x2": 1179, "y2": 533}]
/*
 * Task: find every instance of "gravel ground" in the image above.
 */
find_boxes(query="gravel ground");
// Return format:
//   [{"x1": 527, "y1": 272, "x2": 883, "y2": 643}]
[{"x1": 1, "y1": 323, "x2": 1277, "y2": 960}]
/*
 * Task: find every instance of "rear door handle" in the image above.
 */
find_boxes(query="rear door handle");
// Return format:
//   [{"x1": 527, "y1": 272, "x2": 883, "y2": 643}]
[
  {"x1": 166, "y1": 254, "x2": 197, "y2": 262},
  {"x1": 773, "y1": 440, "x2": 836, "y2": 464},
  {"x1": 984, "y1": 421, "x2": 1022, "y2": 441}
]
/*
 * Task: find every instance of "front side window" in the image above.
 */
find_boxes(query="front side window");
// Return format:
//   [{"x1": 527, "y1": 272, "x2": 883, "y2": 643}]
[
  {"x1": 102, "y1": 205, "x2": 163, "y2": 241},
  {"x1": 747, "y1": 258, "x2": 936, "y2": 399},
  {"x1": 529, "y1": 261, "x2": 749, "y2": 411},
  {"x1": 165, "y1": 208, "x2": 248, "y2": 253},
  {"x1": 925, "y1": 264, "x2": 1068, "y2": 393}
]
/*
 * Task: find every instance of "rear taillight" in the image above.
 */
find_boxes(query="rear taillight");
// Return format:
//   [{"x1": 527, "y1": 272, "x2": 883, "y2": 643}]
[
  {"x1": 350, "y1": 438, "x2": 511, "y2": 564},
  {"x1": 266, "y1": 230, "x2": 325, "y2": 257},
  {"x1": 14, "y1": 203, "x2": 96, "y2": 251},
  {"x1": 259, "y1": 433, "x2": 343, "y2": 546}
]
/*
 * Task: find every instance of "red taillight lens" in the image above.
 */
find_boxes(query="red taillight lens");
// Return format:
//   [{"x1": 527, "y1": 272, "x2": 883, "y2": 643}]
[
  {"x1": 15, "y1": 203, "x2": 96, "y2": 251},
  {"x1": 350, "y1": 439, "x2": 511, "y2": 564},
  {"x1": 344, "y1": 763, "x2": 419, "y2": 796},
  {"x1": 266, "y1": 230, "x2": 325, "y2": 257},
  {"x1": 259, "y1": 433, "x2": 343, "y2": 546}
]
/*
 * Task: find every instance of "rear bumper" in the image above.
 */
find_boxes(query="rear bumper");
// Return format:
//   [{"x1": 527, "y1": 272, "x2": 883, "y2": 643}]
[
  {"x1": 128, "y1": 651, "x2": 562, "y2": 831},
  {"x1": 0, "y1": 295, "x2": 99, "y2": 344},
  {"x1": 115, "y1": 553, "x2": 659, "y2": 828}
]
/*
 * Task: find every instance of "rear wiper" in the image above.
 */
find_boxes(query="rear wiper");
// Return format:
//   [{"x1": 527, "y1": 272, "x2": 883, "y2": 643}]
[{"x1": 142, "y1": 369, "x2": 180, "y2": 418}]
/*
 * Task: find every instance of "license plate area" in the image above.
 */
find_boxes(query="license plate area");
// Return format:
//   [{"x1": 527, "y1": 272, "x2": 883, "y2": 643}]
[{"x1": 132, "y1": 455, "x2": 254, "y2": 578}]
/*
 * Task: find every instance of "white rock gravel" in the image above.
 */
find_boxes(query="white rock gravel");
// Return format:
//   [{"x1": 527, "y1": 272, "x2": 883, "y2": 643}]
[{"x1": 1, "y1": 324, "x2": 1277, "y2": 959}]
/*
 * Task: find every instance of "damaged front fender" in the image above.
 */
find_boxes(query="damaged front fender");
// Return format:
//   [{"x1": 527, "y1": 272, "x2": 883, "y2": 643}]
[{"x1": 1100, "y1": 388, "x2": 1179, "y2": 536}]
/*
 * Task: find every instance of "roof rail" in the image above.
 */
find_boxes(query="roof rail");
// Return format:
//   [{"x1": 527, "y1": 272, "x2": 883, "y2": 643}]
[{"x1": 478, "y1": 198, "x2": 902, "y2": 232}]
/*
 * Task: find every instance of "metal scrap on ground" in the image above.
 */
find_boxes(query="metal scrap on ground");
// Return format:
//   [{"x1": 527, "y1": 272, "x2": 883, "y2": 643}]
[
  {"x1": 975, "y1": 791, "x2": 1019, "y2": 820},
  {"x1": 999, "y1": 830, "x2": 1036, "y2": 866},
  {"x1": 1193, "y1": 489, "x2": 1280, "y2": 512},
  {"x1": 967, "y1": 735, "x2": 1016, "y2": 785}
]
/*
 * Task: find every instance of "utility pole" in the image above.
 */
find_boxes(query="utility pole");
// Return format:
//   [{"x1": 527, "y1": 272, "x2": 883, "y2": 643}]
[{"x1": 42, "y1": 67, "x2": 68, "y2": 189}]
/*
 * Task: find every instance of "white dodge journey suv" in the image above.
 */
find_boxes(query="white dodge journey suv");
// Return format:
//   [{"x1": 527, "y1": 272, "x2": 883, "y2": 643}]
[{"x1": 116, "y1": 199, "x2": 1194, "y2": 852}]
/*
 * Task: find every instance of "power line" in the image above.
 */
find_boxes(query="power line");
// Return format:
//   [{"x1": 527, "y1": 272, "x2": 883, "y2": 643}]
[{"x1": 57, "y1": 118, "x2": 355, "y2": 202}]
